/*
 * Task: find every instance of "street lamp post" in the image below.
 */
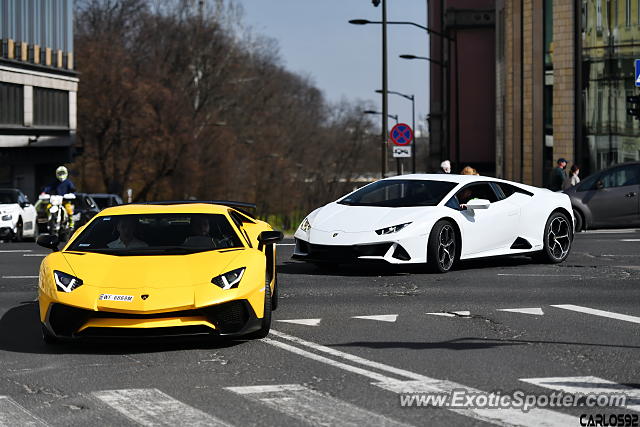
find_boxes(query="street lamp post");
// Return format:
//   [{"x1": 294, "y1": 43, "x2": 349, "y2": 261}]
[
  {"x1": 350, "y1": 18, "x2": 456, "y2": 172},
  {"x1": 376, "y1": 89, "x2": 415, "y2": 173},
  {"x1": 364, "y1": 110, "x2": 398, "y2": 124}
]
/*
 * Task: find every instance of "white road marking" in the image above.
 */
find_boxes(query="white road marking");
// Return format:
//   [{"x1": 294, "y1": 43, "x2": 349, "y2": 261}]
[
  {"x1": 425, "y1": 311, "x2": 471, "y2": 317},
  {"x1": 620, "y1": 239, "x2": 640, "y2": 242},
  {"x1": 602, "y1": 254, "x2": 639, "y2": 257},
  {"x1": 266, "y1": 330, "x2": 574, "y2": 426},
  {"x1": 263, "y1": 338, "x2": 392, "y2": 382},
  {"x1": 1, "y1": 276, "x2": 38, "y2": 279},
  {"x1": 352, "y1": 314, "x2": 398, "y2": 322},
  {"x1": 520, "y1": 376, "x2": 640, "y2": 413},
  {"x1": 375, "y1": 380, "x2": 573, "y2": 426},
  {"x1": 551, "y1": 305, "x2": 640, "y2": 324},
  {"x1": 276, "y1": 243, "x2": 296, "y2": 246},
  {"x1": 0, "y1": 396, "x2": 47, "y2": 426},
  {"x1": 584, "y1": 229, "x2": 640, "y2": 234},
  {"x1": 22, "y1": 254, "x2": 46, "y2": 257},
  {"x1": 0, "y1": 250, "x2": 32, "y2": 253},
  {"x1": 92, "y1": 389, "x2": 232, "y2": 426},
  {"x1": 497, "y1": 273, "x2": 581, "y2": 278},
  {"x1": 276, "y1": 318, "x2": 322, "y2": 326},
  {"x1": 226, "y1": 384, "x2": 411, "y2": 426},
  {"x1": 497, "y1": 308, "x2": 544, "y2": 316}
]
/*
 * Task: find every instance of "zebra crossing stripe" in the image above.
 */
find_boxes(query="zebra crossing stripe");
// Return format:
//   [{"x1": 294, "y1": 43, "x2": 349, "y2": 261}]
[
  {"x1": 0, "y1": 396, "x2": 47, "y2": 427},
  {"x1": 267, "y1": 330, "x2": 576, "y2": 426},
  {"x1": 92, "y1": 389, "x2": 232, "y2": 426},
  {"x1": 521, "y1": 376, "x2": 640, "y2": 413},
  {"x1": 226, "y1": 384, "x2": 411, "y2": 426}
]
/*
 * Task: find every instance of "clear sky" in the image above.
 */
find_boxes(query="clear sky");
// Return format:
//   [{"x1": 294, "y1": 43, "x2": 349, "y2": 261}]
[{"x1": 235, "y1": 0, "x2": 430, "y2": 135}]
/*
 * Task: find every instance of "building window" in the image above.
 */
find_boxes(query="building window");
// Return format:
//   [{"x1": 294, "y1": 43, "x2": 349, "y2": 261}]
[
  {"x1": 0, "y1": 82, "x2": 24, "y2": 126},
  {"x1": 626, "y1": 0, "x2": 632, "y2": 26},
  {"x1": 33, "y1": 87, "x2": 68, "y2": 127},
  {"x1": 597, "y1": 0, "x2": 603, "y2": 31}
]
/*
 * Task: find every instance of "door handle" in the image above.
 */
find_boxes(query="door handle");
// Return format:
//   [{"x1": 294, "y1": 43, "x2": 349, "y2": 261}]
[{"x1": 624, "y1": 192, "x2": 637, "y2": 197}]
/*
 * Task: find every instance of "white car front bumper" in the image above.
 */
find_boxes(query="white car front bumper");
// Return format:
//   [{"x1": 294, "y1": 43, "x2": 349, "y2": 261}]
[{"x1": 292, "y1": 228, "x2": 428, "y2": 264}]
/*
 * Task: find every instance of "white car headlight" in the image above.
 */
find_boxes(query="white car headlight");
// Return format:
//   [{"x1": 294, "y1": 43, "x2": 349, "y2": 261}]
[
  {"x1": 211, "y1": 267, "x2": 245, "y2": 290},
  {"x1": 375, "y1": 222, "x2": 412, "y2": 235},
  {"x1": 299, "y1": 217, "x2": 311, "y2": 232},
  {"x1": 54, "y1": 270, "x2": 84, "y2": 293},
  {"x1": 1, "y1": 214, "x2": 11, "y2": 221}
]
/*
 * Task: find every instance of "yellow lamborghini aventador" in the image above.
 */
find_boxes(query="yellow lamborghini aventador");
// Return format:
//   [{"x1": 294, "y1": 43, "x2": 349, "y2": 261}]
[{"x1": 36, "y1": 201, "x2": 283, "y2": 343}]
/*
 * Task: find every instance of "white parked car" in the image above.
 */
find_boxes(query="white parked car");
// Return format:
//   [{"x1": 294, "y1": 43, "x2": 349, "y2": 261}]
[
  {"x1": 293, "y1": 174, "x2": 574, "y2": 273},
  {"x1": 0, "y1": 188, "x2": 38, "y2": 241}
]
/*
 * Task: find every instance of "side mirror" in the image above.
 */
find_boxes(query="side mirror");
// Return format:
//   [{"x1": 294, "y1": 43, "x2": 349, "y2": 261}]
[
  {"x1": 37, "y1": 234, "x2": 60, "y2": 252},
  {"x1": 258, "y1": 230, "x2": 284, "y2": 250},
  {"x1": 20, "y1": 202, "x2": 30, "y2": 208},
  {"x1": 466, "y1": 199, "x2": 491, "y2": 210},
  {"x1": 596, "y1": 180, "x2": 604, "y2": 190}
]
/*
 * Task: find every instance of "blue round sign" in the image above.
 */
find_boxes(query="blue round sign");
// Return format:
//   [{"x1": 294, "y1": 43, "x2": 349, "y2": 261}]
[{"x1": 390, "y1": 123, "x2": 413, "y2": 146}]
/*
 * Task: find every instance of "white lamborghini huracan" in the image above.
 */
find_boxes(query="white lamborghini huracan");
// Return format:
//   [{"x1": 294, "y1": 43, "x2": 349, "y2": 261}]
[{"x1": 293, "y1": 175, "x2": 574, "y2": 272}]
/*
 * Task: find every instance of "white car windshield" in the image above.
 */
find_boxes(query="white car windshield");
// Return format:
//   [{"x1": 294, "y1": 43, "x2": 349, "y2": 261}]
[
  {"x1": 66, "y1": 213, "x2": 244, "y2": 255},
  {"x1": 338, "y1": 180, "x2": 458, "y2": 207},
  {"x1": 0, "y1": 191, "x2": 18, "y2": 204}
]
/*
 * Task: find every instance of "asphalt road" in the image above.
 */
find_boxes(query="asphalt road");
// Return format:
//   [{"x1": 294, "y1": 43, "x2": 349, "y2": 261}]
[{"x1": 0, "y1": 230, "x2": 638, "y2": 426}]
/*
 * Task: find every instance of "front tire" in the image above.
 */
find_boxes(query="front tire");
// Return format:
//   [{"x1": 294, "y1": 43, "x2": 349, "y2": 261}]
[
  {"x1": 12, "y1": 218, "x2": 23, "y2": 242},
  {"x1": 537, "y1": 211, "x2": 572, "y2": 263},
  {"x1": 271, "y1": 276, "x2": 279, "y2": 311},
  {"x1": 426, "y1": 220, "x2": 457, "y2": 273},
  {"x1": 572, "y1": 208, "x2": 584, "y2": 232},
  {"x1": 247, "y1": 284, "x2": 272, "y2": 339}
]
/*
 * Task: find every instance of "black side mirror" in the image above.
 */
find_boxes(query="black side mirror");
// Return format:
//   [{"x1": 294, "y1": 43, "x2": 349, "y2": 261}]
[
  {"x1": 596, "y1": 180, "x2": 604, "y2": 190},
  {"x1": 37, "y1": 234, "x2": 60, "y2": 252},
  {"x1": 258, "y1": 231, "x2": 284, "y2": 250}
]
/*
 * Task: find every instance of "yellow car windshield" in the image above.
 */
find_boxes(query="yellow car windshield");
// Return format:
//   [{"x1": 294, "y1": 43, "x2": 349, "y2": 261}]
[{"x1": 66, "y1": 213, "x2": 244, "y2": 255}]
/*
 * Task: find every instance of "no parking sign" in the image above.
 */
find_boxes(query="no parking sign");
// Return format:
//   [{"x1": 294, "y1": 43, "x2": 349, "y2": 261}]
[{"x1": 390, "y1": 123, "x2": 413, "y2": 146}]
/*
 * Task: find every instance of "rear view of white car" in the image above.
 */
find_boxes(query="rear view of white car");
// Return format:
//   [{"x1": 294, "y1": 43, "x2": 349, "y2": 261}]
[
  {"x1": 0, "y1": 188, "x2": 37, "y2": 241},
  {"x1": 293, "y1": 174, "x2": 574, "y2": 273}
]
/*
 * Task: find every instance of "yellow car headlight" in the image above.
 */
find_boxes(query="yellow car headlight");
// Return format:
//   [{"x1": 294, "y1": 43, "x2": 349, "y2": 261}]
[
  {"x1": 211, "y1": 267, "x2": 245, "y2": 290},
  {"x1": 54, "y1": 270, "x2": 83, "y2": 293}
]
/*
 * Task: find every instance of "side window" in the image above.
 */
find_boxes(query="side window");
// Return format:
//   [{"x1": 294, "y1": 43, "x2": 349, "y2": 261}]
[
  {"x1": 228, "y1": 210, "x2": 253, "y2": 248},
  {"x1": 577, "y1": 173, "x2": 600, "y2": 192},
  {"x1": 494, "y1": 182, "x2": 534, "y2": 198},
  {"x1": 599, "y1": 166, "x2": 639, "y2": 188},
  {"x1": 450, "y1": 183, "x2": 500, "y2": 210}
]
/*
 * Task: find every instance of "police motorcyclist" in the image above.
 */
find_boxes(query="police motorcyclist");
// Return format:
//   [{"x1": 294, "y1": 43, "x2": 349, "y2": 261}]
[
  {"x1": 43, "y1": 166, "x2": 76, "y2": 196},
  {"x1": 41, "y1": 166, "x2": 77, "y2": 228}
]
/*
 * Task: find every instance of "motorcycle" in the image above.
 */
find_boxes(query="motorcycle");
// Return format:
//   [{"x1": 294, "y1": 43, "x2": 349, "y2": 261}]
[{"x1": 37, "y1": 193, "x2": 75, "y2": 241}]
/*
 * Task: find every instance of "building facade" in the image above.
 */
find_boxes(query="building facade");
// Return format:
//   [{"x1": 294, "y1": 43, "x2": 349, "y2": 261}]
[
  {"x1": 495, "y1": 0, "x2": 640, "y2": 186},
  {"x1": 0, "y1": 0, "x2": 78, "y2": 198},
  {"x1": 428, "y1": 0, "x2": 496, "y2": 175}
]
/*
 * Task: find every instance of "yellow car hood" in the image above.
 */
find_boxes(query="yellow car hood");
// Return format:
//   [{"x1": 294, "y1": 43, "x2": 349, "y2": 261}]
[{"x1": 60, "y1": 250, "x2": 244, "y2": 289}]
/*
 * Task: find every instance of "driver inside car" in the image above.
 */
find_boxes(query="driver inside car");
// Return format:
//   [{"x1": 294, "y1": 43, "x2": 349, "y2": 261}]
[
  {"x1": 183, "y1": 215, "x2": 215, "y2": 248},
  {"x1": 457, "y1": 188, "x2": 476, "y2": 209},
  {"x1": 107, "y1": 217, "x2": 148, "y2": 249}
]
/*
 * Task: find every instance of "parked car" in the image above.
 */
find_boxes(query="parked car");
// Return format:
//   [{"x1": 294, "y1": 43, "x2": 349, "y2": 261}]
[
  {"x1": 72, "y1": 193, "x2": 100, "y2": 228},
  {"x1": 0, "y1": 188, "x2": 38, "y2": 241},
  {"x1": 563, "y1": 162, "x2": 640, "y2": 231},
  {"x1": 89, "y1": 193, "x2": 124, "y2": 210}
]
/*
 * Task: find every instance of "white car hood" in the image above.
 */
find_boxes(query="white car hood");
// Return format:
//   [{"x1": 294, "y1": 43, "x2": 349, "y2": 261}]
[
  {"x1": 311, "y1": 203, "x2": 439, "y2": 232},
  {"x1": 0, "y1": 204, "x2": 19, "y2": 215}
]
